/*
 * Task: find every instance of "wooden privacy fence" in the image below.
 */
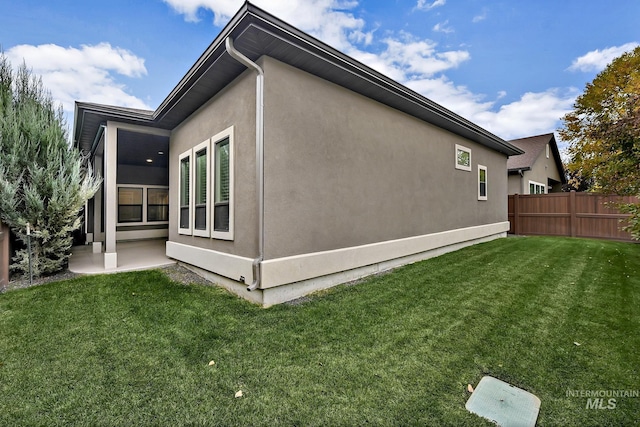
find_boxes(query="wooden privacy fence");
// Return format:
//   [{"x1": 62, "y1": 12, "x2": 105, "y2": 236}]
[
  {"x1": 508, "y1": 192, "x2": 638, "y2": 242},
  {"x1": 0, "y1": 223, "x2": 8, "y2": 289}
]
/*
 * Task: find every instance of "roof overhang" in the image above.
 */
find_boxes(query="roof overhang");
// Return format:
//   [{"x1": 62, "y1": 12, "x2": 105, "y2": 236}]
[
  {"x1": 508, "y1": 167, "x2": 531, "y2": 174},
  {"x1": 74, "y1": 103, "x2": 158, "y2": 153},
  {"x1": 74, "y1": 1, "x2": 523, "y2": 157}
]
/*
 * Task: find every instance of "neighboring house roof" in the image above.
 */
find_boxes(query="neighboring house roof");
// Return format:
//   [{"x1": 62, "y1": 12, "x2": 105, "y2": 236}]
[
  {"x1": 73, "y1": 1, "x2": 523, "y2": 157},
  {"x1": 507, "y1": 133, "x2": 566, "y2": 183}
]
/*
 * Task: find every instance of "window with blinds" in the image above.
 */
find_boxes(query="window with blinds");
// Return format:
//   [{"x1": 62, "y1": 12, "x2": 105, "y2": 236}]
[
  {"x1": 118, "y1": 187, "x2": 143, "y2": 222},
  {"x1": 478, "y1": 165, "x2": 487, "y2": 200},
  {"x1": 179, "y1": 154, "x2": 191, "y2": 232},
  {"x1": 179, "y1": 127, "x2": 233, "y2": 239},
  {"x1": 214, "y1": 137, "x2": 230, "y2": 232},
  {"x1": 195, "y1": 147, "x2": 208, "y2": 231},
  {"x1": 147, "y1": 188, "x2": 169, "y2": 222}
]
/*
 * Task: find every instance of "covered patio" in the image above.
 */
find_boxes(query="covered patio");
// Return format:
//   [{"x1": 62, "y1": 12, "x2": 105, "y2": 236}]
[
  {"x1": 74, "y1": 106, "x2": 172, "y2": 271},
  {"x1": 69, "y1": 240, "x2": 174, "y2": 274}
]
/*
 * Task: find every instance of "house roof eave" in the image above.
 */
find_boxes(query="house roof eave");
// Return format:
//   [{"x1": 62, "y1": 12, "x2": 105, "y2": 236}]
[
  {"x1": 506, "y1": 133, "x2": 567, "y2": 184},
  {"x1": 508, "y1": 167, "x2": 531, "y2": 174},
  {"x1": 74, "y1": 101, "x2": 157, "y2": 155},
  {"x1": 73, "y1": 1, "x2": 523, "y2": 157}
]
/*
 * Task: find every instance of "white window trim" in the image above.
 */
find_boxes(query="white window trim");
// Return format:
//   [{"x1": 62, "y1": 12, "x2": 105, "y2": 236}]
[
  {"x1": 192, "y1": 139, "x2": 211, "y2": 237},
  {"x1": 211, "y1": 126, "x2": 234, "y2": 241},
  {"x1": 455, "y1": 144, "x2": 472, "y2": 171},
  {"x1": 528, "y1": 180, "x2": 546, "y2": 195},
  {"x1": 478, "y1": 165, "x2": 487, "y2": 201},
  {"x1": 117, "y1": 185, "x2": 144, "y2": 225},
  {"x1": 178, "y1": 149, "x2": 193, "y2": 235},
  {"x1": 117, "y1": 184, "x2": 169, "y2": 226}
]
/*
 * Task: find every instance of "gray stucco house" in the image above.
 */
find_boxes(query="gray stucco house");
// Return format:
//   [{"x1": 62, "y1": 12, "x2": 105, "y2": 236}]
[
  {"x1": 507, "y1": 133, "x2": 566, "y2": 194},
  {"x1": 73, "y1": 2, "x2": 522, "y2": 305}
]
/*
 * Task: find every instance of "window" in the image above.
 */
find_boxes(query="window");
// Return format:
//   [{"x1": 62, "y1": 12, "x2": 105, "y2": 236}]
[
  {"x1": 478, "y1": 165, "x2": 487, "y2": 200},
  {"x1": 178, "y1": 151, "x2": 192, "y2": 234},
  {"x1": 214, "y1": 138, "x2": 230, "y2": 232},
  {"x1": 546, "y1": 144, "x2": 550, "y2": 159},
  {"x1": 147, "y1": 188, "x2": 169, "y2": 222},
  {"x1": 118, "y1": 186, "x2": 169, "y2": 225},
  {"x1": 178, "y1": 126, "x2": 234, "y2": 240},
  {"x1": 529, "y1": 181, "x2": 546, "y2": 194},
  {"x1": 118, "y1": 187, "x2": 143, "y2": 222},
  {"x1": 455, "y1": 144, "x2": 471, "y2": 171},
  {"x1": 193, "y1": 140, "x2": 210, "y2": 236},
  {"x1": 212, "y1": 127, "x2": 234, "y2": 240}
]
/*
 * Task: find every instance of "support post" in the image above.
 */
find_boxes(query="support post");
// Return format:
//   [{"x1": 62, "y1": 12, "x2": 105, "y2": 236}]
[
  {"x1": 93, "y1": 144, "x2": 104, "y2": 246},
  {"x1": 513, "y1": 193, "x2": 520, "y2": 235},
  {"x1": 0, "y1": 223, "x2": 8, "y2": 290},
  {"x1": 103, "y1": 123, "x2": 118, "y2": 269},
  {"x1": 569, "y1": 190, "x2": 577, "y2": 238}
]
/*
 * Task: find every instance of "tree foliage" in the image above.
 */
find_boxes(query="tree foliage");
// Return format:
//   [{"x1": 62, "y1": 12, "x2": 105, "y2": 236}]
[
  {"x1": 560, "y1": 46, "x2": 640, "y2": 239},
  {"x1": 0, "y1": 53, "x2": 100, "y2": 276}
]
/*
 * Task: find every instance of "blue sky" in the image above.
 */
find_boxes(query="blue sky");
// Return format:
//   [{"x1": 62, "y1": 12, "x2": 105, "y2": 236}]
[{"x1": 1, "y1": 0, "x2": 638, "y2": 146}]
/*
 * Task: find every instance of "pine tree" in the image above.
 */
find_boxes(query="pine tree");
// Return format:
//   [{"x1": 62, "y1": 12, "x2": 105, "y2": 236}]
[{"x1": 0, "y1": 53, "x2": 100, "y2": 276}]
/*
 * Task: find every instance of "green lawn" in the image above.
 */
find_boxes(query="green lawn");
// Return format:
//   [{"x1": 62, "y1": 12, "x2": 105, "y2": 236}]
[{"x1": 0, "y1": 236, "x2": 638, "y2": 426}]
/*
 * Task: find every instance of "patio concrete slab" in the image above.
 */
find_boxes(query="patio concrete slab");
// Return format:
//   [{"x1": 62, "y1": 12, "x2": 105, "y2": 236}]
[{"x1": 69, "y1": 240, "x2": 175, "y2": 274}]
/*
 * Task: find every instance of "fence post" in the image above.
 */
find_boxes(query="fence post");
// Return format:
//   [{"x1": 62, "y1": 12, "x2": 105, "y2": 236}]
[
  {"x1": 513, "y1": 194, "x2": 520, "y2": 235},
  {"x1": 569, "y1": 190, "x2": 577, "y2": 238},
  {"x1": 0, "y1": 223, "x2": 8, "y2": 290}
]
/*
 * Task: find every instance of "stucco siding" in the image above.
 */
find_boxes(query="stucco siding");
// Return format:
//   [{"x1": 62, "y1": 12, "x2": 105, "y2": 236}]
[
  {"x1": 511, "y1": 150, "x2": 564, "y2": 195},
  {"x1": 262, "y1": 57, "x2": 508, "y2": 260},
  {"x1": 529, "y1": 148, "x2": 562, "y2": 191},
  {"x1": 508, "y1": 174, "x2": 522, "y2": 194},
  {"x1": 168, "y1": 69, "x2": 257, "y2": 259}
]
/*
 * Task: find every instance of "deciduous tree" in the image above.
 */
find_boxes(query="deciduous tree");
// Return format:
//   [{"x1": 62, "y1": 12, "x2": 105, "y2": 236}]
[{"x1": 560, "y1": 46, "x2": 640, "y2": 239}]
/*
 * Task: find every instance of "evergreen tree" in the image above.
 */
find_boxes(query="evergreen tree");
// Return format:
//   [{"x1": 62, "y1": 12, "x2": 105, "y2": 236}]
[{"x1": 0, "y1": 53, "x2": 100, "y2": 276}]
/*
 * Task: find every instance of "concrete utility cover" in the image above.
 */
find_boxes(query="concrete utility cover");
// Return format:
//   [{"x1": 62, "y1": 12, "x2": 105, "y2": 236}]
[{"x1": 465, "y1": 376, "x2": 541, "y2": 427}]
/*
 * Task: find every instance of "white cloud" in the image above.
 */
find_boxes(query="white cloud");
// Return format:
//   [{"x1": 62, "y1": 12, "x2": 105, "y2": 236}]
[
  {"x1": 3, "y1": 1, "x2": 578, "y2": 143},
  {"x1": 474, "y1": 89, "x2": 577, "y2": 139},
  {"x1": 376, "y1": 35, "x2": 468, "y2": 77},
  {"x1": 6, "y1": 43, "x2": 151, "y2": 118},
  {"x1": 416, "y1": 0, "x2": 446, "y2": 11},
  {"x1": 406, "y1": 78, "x2": 576, "y2": 139},
  {"x1": 433, "y1": 20, "x2": 454, "y2": 34},
  {"x1": 351, "y1": 38, "x2": 573, "y2": 140},
  {"x1": 162, "y1": 0, "x2": 576, "y2": 140},
  {"x1": 568, "y1": 42, "x2": 639, "y2": 72},
  {"x1": 163, "y1": 1, "x2": 468, "y2": 77},
  {"x1": 407, "y1": 76, "x2": 493, "y2": 119},
  {"x1": 162, "y1": 0, "x2": 239, "y2": 24},
  {"x1": 472, "y1": 11, "x2": 487, "y2": 23},
  {"x1": 162, "y1": 0, "x2": 366, "y2": 51}
]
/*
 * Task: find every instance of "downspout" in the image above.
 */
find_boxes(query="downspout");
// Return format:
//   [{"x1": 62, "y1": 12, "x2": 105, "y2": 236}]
[
  {"x1": 90, "y1": 124, "x2": 106, "y2": 157},
  {"x1": 225, "y1": 37, "x2": 264, "y2": 292}
]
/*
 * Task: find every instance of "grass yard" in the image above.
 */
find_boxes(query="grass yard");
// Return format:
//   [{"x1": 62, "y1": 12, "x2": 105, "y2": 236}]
[{"x1": 0, "y1": 236, "x2": 638, "y2": 426}]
